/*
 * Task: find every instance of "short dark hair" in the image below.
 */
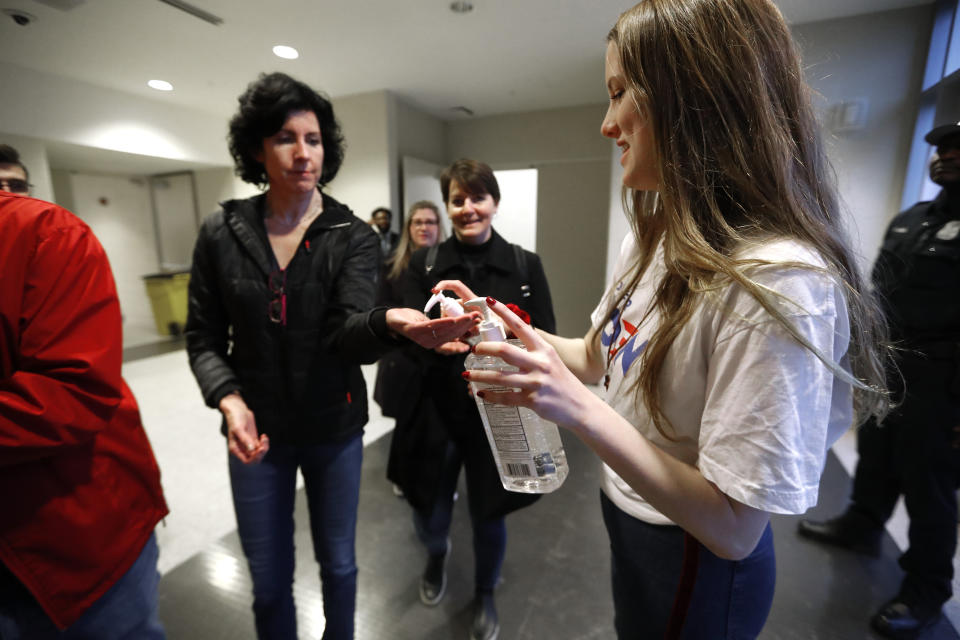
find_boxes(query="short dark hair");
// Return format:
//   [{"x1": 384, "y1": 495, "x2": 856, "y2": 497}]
[
  {"x1": 0, "y1": 144, "x2": 29, "y2": 182},
  {"x1": 440, "y1": 158, "x2": 500, "y2": 205},
  {"x1": 228, "y1": 72, "x2": 345, "y2": 188},
  {"x1": 371, "y1": 207, "x2": 391, "y2": 219}
]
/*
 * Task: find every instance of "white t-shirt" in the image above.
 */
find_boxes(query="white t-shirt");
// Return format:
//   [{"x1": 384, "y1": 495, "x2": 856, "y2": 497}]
[{"x1": 591, "y1": 234, "x2": 853, "y2": 525}]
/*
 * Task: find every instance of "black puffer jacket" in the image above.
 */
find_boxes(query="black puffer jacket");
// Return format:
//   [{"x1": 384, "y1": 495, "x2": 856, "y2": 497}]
[{"x1": 186, "y1": 191, "x2": 398, "y2": 445}]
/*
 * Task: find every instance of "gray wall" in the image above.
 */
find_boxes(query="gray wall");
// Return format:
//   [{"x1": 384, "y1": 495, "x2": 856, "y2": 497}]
[
  {"x1": 395, "y1": 98, "x2": 448, "y2": 167},
  {"x1": 447, "y1": 105, "x2": 611, "y2": 336},
  {"x1": 328, "y1": 91, "x2": 395, "y2": 221},
  {"x1": 792, "y1": 5, "x2": 934, "y2": 267}
]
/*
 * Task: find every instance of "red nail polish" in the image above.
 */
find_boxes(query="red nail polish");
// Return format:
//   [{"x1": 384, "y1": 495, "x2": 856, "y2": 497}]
[
  {"x1": 486, "y1": 296, "x2": 497, "y2": 306},
  {"x1": 461, "y1": 371, "x2": 470, "y2": 379},
  {"x1": 476, "y1": 390, "x2": 486, "y2": 398}
]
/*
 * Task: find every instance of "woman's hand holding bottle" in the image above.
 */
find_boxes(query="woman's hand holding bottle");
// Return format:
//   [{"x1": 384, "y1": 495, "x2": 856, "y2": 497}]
[{"x1": 465, "y1": 297, "x2": 601, "y2": 433}]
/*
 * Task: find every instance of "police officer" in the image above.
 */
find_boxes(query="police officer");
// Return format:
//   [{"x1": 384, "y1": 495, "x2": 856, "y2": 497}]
[{"x1": 798, "y1": 123, "x2": 960, "y2": 638}]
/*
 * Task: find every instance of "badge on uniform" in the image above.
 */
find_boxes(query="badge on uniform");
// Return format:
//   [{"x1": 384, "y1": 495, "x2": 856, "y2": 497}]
[{"x1": 935, "y1": 220, "x2": 960, "y2": 241}]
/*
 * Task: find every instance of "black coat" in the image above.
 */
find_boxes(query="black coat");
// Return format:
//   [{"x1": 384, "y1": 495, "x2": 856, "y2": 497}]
[
  {"x1": 388, "y1": 230, "x2": 556, "y2": 520},
  {"x1": 871, "y1": 191, "x2": 960, "y2": 347},
  {"x1": 373, "y1": 270, "x2": 416, "y2": 418},
  {"x1": 185, "y1": 191, "x2": 399, "y2": 445}
]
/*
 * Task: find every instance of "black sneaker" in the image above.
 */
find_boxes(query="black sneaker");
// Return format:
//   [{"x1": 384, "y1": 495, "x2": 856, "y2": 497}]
[
  {"x1": 419, "y1": 542, "x2": 449, "y2": 606},
  {"x1": 469, "y1": 592, "x2": 499, "y2": 640},
  {"x1": 870, "y1": 599, "x2": 941, "y2": 639},
  {"x1": 796, "y1": 513, "x2": 882, "y2": 556}
]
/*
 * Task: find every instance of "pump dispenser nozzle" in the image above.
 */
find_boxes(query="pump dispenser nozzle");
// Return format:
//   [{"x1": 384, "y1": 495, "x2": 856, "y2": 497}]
[
  {"x1": 463, "y1": 297, "x2": 505, "y2": 342},
  {"x1": 423, "y1": 291, "x2": 465, "y2": 317}
]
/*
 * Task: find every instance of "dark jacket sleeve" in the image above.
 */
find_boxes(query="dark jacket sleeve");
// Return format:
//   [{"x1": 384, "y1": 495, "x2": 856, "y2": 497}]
[
  {"x1": 321, "y1": 221, "x2": 402, "y2": 363},
  {"x1": 523, "y1": 251, "x2": 556, "y2": 334},
  {"x1": 0, "y1": 226, "x2": 124, "y2": 466},
  {"x1": 185, "y1": 213, "x2": 241, "y2": 409},
  {"x1": 401, "y1": 247, "x2": 433, "y2": 312}
]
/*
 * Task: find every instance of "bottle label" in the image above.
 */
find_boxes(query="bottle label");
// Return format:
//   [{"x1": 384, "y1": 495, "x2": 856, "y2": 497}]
[
  {"x1": 480, "y1": 393, "x2": 554, "y2": 478},
  {"x1": 483, "y1": 401, "x2": 529, "y2": 452}
]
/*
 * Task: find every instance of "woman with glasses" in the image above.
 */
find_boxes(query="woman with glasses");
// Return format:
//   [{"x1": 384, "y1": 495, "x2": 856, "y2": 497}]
[
  {"x1": 374, "y1": 201, "x2": 445, "y2": 419},
  {"x1": 184, "y1": 72, "x2": 477, "y2": 640}
]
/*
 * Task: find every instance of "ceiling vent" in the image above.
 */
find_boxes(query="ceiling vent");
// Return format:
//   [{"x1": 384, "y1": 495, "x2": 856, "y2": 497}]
[
  {"x1": 28, "y1": 0, "x2": 86, "y2": 10},
  {"x1": 156, "y1": 0, "x2": 223, "y2": 25}
]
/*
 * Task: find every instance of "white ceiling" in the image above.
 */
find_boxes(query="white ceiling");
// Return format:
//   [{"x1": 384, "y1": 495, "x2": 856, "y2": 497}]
[{"x1": 0, "y1": 0, "x2": 934, "y2": 172}]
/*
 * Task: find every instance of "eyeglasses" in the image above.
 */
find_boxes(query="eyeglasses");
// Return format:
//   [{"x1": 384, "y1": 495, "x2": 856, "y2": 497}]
[
  {"x1": 268, "y1": 269, "x2": 287, "y2": 325},
  {"x1": 0, "y1": 179, "x2": 30, "y2": 194},
  {"x1": 411, "y1": 219, "x2": 438, "y2": 227}
]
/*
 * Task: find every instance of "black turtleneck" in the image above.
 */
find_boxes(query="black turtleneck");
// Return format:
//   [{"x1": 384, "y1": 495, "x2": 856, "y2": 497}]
[{"x1": 453, "y1": 234, "x2": 494, "y2": 282}]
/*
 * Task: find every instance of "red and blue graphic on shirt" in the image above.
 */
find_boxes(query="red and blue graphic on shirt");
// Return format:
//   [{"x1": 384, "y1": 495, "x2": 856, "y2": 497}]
[{"x1": 600, "y1": 285, "x2": 648, "y2": 380}]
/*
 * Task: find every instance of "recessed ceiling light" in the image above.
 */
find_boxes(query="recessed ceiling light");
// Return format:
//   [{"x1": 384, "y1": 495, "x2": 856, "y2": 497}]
[
  {"x1": 147, "y1": 79, "x2": 173, "y2": 92},
  {"x1": 450, "y1": 1, "x2": 473, "y2": 13},
  {"x1": 273, "y1": 45, "x2": 299, "y2": 60}
]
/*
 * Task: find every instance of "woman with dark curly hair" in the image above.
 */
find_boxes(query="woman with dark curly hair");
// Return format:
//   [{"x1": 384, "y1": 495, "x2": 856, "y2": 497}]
[{"x1": 185, "y1": 72, "x2": 478, "y2": 640}]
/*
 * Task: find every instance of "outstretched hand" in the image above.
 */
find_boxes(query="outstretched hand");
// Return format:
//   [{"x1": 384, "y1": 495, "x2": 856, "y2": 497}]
[
  {"x1": 463, "y1": 297, "x2": 599, "y2": 432},
  {"x1": 431, "y1": 279, "x2": 479, "y2": 302},
  {"x1": 386, "y1": 307, "x2": 481, "y2": 350}
]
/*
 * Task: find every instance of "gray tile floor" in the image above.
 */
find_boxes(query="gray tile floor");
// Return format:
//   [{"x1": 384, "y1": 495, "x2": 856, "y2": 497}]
[
  {"x1": 124, "y1": 336, "x2": 959, "y2": 639},
  {"x1": 156, "y1": 429, "x2": 958, "y2": 639}
]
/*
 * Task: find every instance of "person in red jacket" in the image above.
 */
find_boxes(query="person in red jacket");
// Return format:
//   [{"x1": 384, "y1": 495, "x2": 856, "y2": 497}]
[{"x1": 0, "y1": 189, "x2": 169, "y2": 637}]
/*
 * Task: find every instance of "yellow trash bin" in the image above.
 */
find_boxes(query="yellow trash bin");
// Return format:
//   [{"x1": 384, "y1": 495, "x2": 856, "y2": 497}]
[{"x1": 143, "y1": 272, "x2": 190, "y2": 337}]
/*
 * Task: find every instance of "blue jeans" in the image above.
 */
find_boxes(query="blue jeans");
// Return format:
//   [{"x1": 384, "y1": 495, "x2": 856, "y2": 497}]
[
  {"x1": 0, "y1": 533, "x2": 165, "y2": 639},
  {"x1": 601, "y1": 492, "x2": 776, "y2": 639},
  {"x1": 229, "y1": 435, "x2": 363, "y2": 640},
  {"x1": 412, "y1": 440, "x2": 506, "y2": 593}
]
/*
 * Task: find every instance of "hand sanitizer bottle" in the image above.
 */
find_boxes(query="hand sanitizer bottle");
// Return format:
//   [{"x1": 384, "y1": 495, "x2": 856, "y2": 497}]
[{"x1": 462, "y1": 298, "x2": 568, "y2": 494}]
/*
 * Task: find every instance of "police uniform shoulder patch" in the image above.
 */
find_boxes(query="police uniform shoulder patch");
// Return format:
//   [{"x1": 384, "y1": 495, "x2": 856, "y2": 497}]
[{"x1": 935, "y1": 220, "x2": 960, "y2": 241}]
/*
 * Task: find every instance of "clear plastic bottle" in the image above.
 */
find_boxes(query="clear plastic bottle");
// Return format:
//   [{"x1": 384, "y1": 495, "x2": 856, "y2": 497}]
[{"x1": 463, "y1": 298, "x2": 568, "y2": 494}]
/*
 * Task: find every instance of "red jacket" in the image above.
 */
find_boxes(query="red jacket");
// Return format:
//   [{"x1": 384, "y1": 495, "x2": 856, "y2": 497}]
[{"x1": 0, "y1": 192, "x2": 168, "y2": 629}]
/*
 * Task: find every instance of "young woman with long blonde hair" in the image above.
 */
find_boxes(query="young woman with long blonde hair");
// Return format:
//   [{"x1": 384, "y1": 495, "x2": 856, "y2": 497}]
[{"x1": 443, "y1": 1, "x2": 890, "y2": 636}]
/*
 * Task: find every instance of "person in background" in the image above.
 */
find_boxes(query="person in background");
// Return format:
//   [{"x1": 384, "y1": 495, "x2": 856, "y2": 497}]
[
  {"x1": 185, "y1": 72, "x2": 476, "y2": 640},
  {"x1": 370, "y1": 206, "x2": 399, "y2": 261},
  {"x1": 388, "y1": 202, "x2": 445, "y2": 294},
  {"x1": 0, "y1": 144, "x2": 31, "y2": 195},
  {"x1": 0, "y1": 190, "x2": 169, "y2": 638},
  {"x1": 449, "y1": 1, "x2": 890, "y2": 637},
  {"x1": 798, "y1": 122, "x2": 960, "y2": 639},
  {"x1": 374, "y1": 200, "x2": 445, "y2": 418},
  {"x1": 395, "y1": 159, "x2": 556, "y2": 640}
]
